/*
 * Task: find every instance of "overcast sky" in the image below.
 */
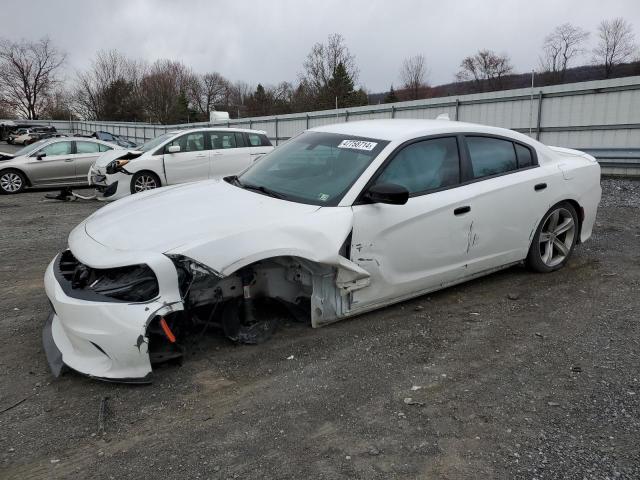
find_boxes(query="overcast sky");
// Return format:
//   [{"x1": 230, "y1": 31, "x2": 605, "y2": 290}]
[{"x1": 2, "y1": 0, "x2": 639, "y2": 92}]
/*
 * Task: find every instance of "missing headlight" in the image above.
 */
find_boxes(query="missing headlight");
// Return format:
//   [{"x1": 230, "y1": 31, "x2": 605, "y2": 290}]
[{"x1": 56, "y1": 250, "x2": 159, "y2": 303}]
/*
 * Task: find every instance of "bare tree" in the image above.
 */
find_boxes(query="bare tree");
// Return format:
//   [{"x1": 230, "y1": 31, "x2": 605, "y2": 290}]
[
  {"x1": 74, "y1": 50, "x2": 145, "y2": 120},
  {"x1": 41, "y1": 87, "x2": 75, "y2": 120},
  {"x1": 187, "y1": 72, "x2": 229, "y2": 120},
  {"x1": 140, "y1": 59, "x2": 194, "y2": 124},
  {"x1": 0, "y1": 37, "x2": 65, "y2": 119},
  {"x1": 301, "y1": 33, "x2": 359, "y2": 94},
  {"x1": 540, "y1": 23, "x2": 590, "y2": 81},
  {"x1": 400, "y1": 54, "x2": 428, "y2": 100},
  {"x1": 593, "y1": 18, "x2": 637, "y2": 77},
  {"x1": 456, "y1": 49, "x2": 514, "y2": 90}
]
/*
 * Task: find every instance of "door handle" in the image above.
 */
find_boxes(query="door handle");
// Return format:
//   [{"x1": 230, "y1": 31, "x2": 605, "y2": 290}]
[
  {"x1": 64, "y1": 159, "x2": 74, "y2": 162},
  {"x1": 195, "y1": 154, "x2": 207, "y2": 158},
  {"x1": 454, "y1": 206, "x2": 471, "y2": 215},
  {"x1": 534, "y1": 183, "x2": 547, "y2": 191},
  {"x1": 212, "y1": 151, "x2": 223, "y2": 155}
]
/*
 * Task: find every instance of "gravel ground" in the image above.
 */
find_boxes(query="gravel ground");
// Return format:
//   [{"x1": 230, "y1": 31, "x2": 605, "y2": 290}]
[{"x1": 0, "y1": 169, "x2": 639, "y2": 479}]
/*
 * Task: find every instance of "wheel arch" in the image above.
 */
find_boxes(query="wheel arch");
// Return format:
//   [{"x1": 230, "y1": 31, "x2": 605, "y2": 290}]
[
  {"x1": 0, "y1": 167, "x2": 32, "y2": 187},
  {"x1": 562, "y1": 198, "x2": 584, "y2": 244},
  {"x1": 130, "y1": 169, "x2": 163, "y2": 193},
  {"x1": 528, "y1": 198, "x2": 584, "y2": 253}
]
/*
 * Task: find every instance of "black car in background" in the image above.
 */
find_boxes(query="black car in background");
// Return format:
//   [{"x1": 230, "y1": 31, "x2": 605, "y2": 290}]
[{"x1": 91, "y1": 131, "x2": 138, "y2": 148}]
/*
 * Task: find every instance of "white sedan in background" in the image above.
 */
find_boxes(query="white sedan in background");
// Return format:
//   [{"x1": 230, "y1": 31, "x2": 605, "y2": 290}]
[
  {"x1": 88, "y1": 127, "x2": 273, "y2": 200},
  {"x1": 44, "y1": 119, "x2": 601, "y2": 382}
]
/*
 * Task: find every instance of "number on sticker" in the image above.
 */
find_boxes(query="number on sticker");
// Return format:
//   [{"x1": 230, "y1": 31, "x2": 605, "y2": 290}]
[{"x1": 337, "y1": 140, "x2": 378, "y2": 151}]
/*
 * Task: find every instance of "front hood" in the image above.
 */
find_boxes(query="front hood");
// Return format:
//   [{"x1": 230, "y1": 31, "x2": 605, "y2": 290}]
[
  {"x1": 94, "y1": 149, "x2": 143, "y2": 168},
  {"x1": 81, "y1": 180, "x2": 322, "y2": 253}
]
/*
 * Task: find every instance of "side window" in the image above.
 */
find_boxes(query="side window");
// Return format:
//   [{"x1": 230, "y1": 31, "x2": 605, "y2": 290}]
[
  {"x1": 209, "y1": 132, "x2": 237, "y2": 149},
  {"x1": 166, "y1": 132, "x2": 205, "y2": 153},
  {"x1": 234, "y1": 132, "x2": 247, "y2": 148},
  {"x1": 98, "y1": 143, "x2": 113, "y2": 152},
  {"x1": 376, "y1": 137, "x2": 460, "y2": 194},
  {"x1": 76, "y1": 141, "x2": 101, "y2": 154},
  {"x1": 40, "y1": 141, "x2": 72, "y2": 156},
  {"x1": 466, "y1": 136, "x2": 517, "y2": 178},
  {"x1": 515, "y1": 143, "x2": 534, "y2": 168}
]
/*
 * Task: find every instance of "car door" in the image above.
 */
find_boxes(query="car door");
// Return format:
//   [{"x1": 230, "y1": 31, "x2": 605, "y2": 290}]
[
  {"x1": 26, "y1": 140, "x2": 75, "y2": 185},
  {"x1": 73, "y1": 141, "x2": 113, "y2": 180},
  {"x1": 350, "y1": 136, "x2": 477, "y2": 310},
  {"x1": 208, "y1": 131, "x2": 252, "y2": 177},
  {"x1": 163, "y1": 131, "x2": 209, "y2": 184},
  {"x1": 455, "y1": 135, "x2": 557, "y2": 273}
]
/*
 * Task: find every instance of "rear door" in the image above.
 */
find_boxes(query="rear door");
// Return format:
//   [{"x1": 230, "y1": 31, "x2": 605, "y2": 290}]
[
  {"x1": 163, "y1": 131, "x2": 209, "y2": 184},
  {"x1": 208, "y1": 131, "x2": 252, "y2": 177},
  {"x1": 26, "y1": 140, "x2": 76, "y2": 185},
  {"x1": 456, "y1": 135, "x2": 557, "y2": 273},
  {"x1": 73, "y1": 141, "x2": 113, "y2": 180}
]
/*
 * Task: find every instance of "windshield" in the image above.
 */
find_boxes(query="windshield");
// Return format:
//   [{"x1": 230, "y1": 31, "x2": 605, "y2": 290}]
[
  {"x1": 236, "y1": 131, "x2": 389, "y2": 206},
  {"x1": 13, "y1": 139, "x2": 48, "y2": 157},
  {"x1": 138, "y1": 132, "x2": 175, "y2": 152}
]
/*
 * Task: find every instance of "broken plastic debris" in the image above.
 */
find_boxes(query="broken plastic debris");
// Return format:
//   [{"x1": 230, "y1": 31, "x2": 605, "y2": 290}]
[
  {"x1": 410, "y1": 386, "x2": 422, "y2": 391},
  {"x1": 286, "y1": 355, "x2": 294, "y2": 360}
]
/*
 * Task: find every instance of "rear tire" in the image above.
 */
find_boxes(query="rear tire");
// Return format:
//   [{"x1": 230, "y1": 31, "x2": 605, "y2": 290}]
[
  {"x1": 0, "y1": 169, "x2": 27, "y2": 194},
  {"x1": 526, "y1": 201, "x2": 579, "y2": 273},
  {"x1": 130, "y1": 171, "x2": 161, "y2": 194}
]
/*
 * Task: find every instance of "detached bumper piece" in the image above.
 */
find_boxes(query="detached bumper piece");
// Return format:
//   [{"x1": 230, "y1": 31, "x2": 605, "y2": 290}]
[
  {"x1": 96, "y1": 180, "x2": 118, "y2": 198},
  {"x1": 43, "y1": 312, "x2": 65, "y2": 377}
]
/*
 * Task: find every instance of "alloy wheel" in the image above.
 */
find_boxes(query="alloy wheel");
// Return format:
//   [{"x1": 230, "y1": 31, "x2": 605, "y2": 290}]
[
  {"x1": 0, "y1": 172, "x2": 23, "y2": 193},
  {"x1": 134, "y1": 175, "x2": 158, "y2": 192},
  {"x1": 538, "y1": 207, "x2": 576, "y2": 267}
]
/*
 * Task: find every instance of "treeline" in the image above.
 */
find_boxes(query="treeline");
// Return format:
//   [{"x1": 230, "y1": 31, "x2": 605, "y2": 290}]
[{"x1": 0, "y1": 18, "x2": 638, "y2": 123}]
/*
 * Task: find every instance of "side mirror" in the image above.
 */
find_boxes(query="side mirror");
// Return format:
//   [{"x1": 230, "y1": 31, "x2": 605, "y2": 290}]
[
  {"x1": 167, "y1": 145, "x2": 181, "y2": 154},
  {"x1": 36, "y1": 152, "x2": 46, "y2": 160},
  {"x1": 363, "y1": 183, "x2": 409, "y2": 205}
]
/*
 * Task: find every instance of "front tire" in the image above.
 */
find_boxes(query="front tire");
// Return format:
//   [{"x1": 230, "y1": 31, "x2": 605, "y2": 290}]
[
  {"x1": 130, "y1": 171, "x2": 161, "y2": 194},
  {"x1": 0, "y1": 169, "x2": 27, "y2": 194},
  {"x1": 526, "y1": 201, "x2": 579, "y2": 273}
]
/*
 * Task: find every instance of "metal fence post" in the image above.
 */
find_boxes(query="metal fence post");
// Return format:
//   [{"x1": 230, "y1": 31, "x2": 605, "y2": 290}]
[
  {"x1": 275, "y1": 117, "x2": 279, "y2": 146},
  {"x1": 391, "y1": 106, "x2": 395, "y2": 119},
  {"x1": 345, "y1": 110, "x2": 349, "y2": 122},
  {"x1": 305, "y1": 115, "x2": 309, "y2": 129},
  {"x1": 455, "y1": 99, "x2": 460, "y2": 121},
  {"x1": 249, "y1": 119, "x2": 253, "y2": 130},
  {"x1": 536, "y1": 91, "x2": 544, "y2": 140}
]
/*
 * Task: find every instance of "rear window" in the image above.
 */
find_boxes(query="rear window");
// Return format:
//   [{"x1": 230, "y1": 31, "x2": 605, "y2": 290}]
[
  {"x1": 76, "y1": 141, "x2": 101, "y2": 154},
  {"x1": 466, "y1": 136, "x2": 517, "y2": 178}
]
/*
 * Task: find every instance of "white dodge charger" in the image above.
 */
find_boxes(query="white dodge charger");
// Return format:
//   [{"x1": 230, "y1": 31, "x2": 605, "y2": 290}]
[{"x1": 43, "y1": 119, "x2": 601, "y2": 382}]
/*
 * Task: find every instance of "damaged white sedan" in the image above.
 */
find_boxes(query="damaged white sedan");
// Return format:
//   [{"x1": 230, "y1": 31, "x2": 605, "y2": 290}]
[{"x1": 43, "y1": 119, "x2": 601, "y2": 382}]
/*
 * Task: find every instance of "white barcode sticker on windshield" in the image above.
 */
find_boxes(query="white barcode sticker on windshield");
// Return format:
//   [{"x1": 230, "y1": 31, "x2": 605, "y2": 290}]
[{"x1": 337, "y1": 140, "x2": 378, "y2": 151}]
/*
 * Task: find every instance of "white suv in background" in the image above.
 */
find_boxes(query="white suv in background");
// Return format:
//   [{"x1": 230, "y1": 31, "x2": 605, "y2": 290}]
[{"x1": 89, "y1": 127, "x2": 274, "y2": 200}]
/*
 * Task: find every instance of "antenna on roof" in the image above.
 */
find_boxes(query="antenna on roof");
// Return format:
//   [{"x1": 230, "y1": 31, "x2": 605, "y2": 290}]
[{"x1": 436, "y1": 113, "x2": 450, "y2": 121}]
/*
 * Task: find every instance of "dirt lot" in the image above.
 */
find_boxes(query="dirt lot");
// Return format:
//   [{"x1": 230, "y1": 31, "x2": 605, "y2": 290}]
[{"x1": 0, "y1": 172, "x2": 639, "y2": 479}]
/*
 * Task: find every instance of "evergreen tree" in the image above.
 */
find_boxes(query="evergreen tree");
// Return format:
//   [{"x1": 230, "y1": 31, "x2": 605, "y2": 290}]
[{"x1": 384, "y1": 85, "x2": 399, "y2": 103}]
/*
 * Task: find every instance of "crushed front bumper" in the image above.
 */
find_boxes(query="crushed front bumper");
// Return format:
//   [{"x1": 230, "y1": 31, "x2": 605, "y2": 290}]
[
  {"x1": 43, "y1": 250, "x2": 183, "y2": 383},
  {"x1": 88, "y1": 166, "x2": 130, "y2": 201}
]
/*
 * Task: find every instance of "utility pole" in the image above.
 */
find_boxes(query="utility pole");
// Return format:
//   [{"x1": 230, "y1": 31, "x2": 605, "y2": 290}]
[{"x1": 529, "y1": 69, "x2": 535, "y2": 135}]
